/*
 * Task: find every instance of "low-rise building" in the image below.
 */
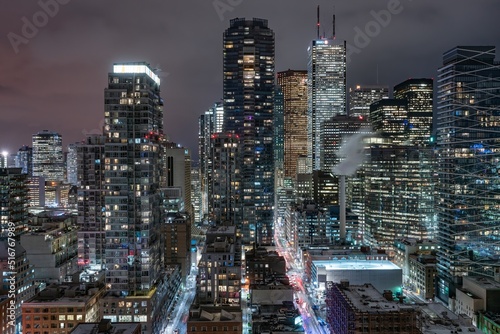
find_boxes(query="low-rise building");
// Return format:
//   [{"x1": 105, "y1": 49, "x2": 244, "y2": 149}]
[
  {"x1": 21, "y1": 277, "x2": 105, "y2": 334},
  {"x1": 455, "y1": 276, "x2": 500, "y2": 325},
  {"x1": 70, "y1": 319, "x2": 141, "y2": 334},
  {"x1": 0, "y1": 295, "x2": 15, "y2": 334},
  {"x1": 187, "y1": 307, "x2": 242, "y2": 334},
  {"x1": 20, "y1": 222, "x2": 78, "y2": 284},
  {"x1": 245, "y1": 248, "x2": 287, "y2": 285},
  {"x1": 325, "y1": 281, "x2": 420, "y2": 333},
  {"x1": 408, "y1": 254, "x2": 436, "y2": 300},
  {"x1": 312, "y1": 259, "x2": 402, "y2": 294}
]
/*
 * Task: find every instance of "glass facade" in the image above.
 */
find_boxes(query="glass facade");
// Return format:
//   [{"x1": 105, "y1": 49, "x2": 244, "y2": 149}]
[
  {"x1": 32, "y1": 130, "x2": 64, "y2": 182},
  {"x1": 223, "y1": 18, "x2": 275, "y2": 245},
  {"x1": 436, "y1": 46, "x2": 500, "y2": 303},
  {"x1": 307, "y1": 39, "x2": 347, "y2": 171},
  {"x1": 277, "y1": 70, "x2": 308, "y2": 179},
  {"x1": 394, "y1": 78, "x2": 434, "y2": 147},
  {"x1": 349, "y1": 85, "x2": 389, "y2": 118}
]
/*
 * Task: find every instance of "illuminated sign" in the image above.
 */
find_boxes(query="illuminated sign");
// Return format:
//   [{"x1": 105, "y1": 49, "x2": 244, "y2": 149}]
[{"x1": 113, "y1": 64, "x2": 161, "y2": 85}]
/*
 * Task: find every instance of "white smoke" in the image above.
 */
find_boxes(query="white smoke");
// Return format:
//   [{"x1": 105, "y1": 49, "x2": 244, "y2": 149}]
[{"x1": 332, "y1": 128, "x2": 373, "y2": 176}]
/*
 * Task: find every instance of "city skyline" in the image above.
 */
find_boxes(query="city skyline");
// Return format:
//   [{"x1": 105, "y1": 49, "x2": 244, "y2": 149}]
[{"x1": 1, "y1": 1, "x2": 499, "y2": 157}]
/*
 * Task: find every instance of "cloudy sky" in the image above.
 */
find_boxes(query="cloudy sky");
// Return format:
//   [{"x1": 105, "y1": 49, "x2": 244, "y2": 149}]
[{"x1": 0, "y1": 0, "x2": 499, "y2": 159}]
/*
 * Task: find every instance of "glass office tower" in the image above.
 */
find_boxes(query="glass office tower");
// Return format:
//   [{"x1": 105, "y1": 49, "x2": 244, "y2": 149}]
[
  {"x1": 307, "y1": 39, "x2": 347, "y2": 171},
  {"x1": 32, "y1": 130, "x2": 64, "y2": 182},
  {"x1": 436, "y1": 46, "x2": 500, "y2": 303},
  {"x1": 223, "y1": 18, "x2": 275, "y2": 245},
  {"x1": 277, "y1": 70, "x2": 308, "y2": 179}
]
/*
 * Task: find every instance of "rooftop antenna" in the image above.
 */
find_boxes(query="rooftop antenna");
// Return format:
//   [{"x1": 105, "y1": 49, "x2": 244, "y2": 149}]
[
  {"x1": 317, "y1": 5, "x2": 320, "y2": 39},
  {"x1": 332, "y1": 1, "x2": 336, "y2": 39}
]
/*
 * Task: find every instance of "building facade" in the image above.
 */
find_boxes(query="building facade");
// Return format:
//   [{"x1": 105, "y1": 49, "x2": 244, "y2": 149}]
[
  {"x1": 103, "y1": 62, "x2": 163, "y2": 296},
  {"x1": 32, "y1": 130, "x2": 64, "y2": 182},
  {"x1": 223, "y1": 18, "x2": 275, "y2": 245},
  {"x1": 277, "y1": 70, "x2": 308, "y2": 179},
  {"x1": 349, "y1": 85, "x2": 389, "y2": 117},
  {"x1": 308, "y1": 38, "x2": 347, "y2": 171},
  {"x1": 435, "y1": 46, "x2": 500, "y2": 303}
]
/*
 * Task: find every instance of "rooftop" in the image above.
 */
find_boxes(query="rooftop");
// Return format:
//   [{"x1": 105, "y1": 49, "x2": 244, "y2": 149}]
[
  {"x1": 464, "y1": 275, "x2": 500, "y2": 290},
  {"x1": 336, "y1": 283, "x2": 413, "y2": 313},
  {"x1": 70, "y1": 320, "x2": 141, "y2": 334},
  {"x1": 313, "y1": 259, "x2": 400, "y2": 271}
]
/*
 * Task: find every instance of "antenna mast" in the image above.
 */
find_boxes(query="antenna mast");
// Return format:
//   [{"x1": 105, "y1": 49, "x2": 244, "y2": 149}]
[
  {"x1": 317, "y1": 5, "x2": 320, "y2": 39},
  {"x1": 332, "y1": 1, "x2": 336, "y2": 39}
]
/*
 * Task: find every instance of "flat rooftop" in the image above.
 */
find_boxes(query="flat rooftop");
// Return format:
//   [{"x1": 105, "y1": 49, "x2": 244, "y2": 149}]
[
  {"x1": 338, "y1": 284, "x2": 414, "y2": 313},
  {"x1": 71, "y1": 322, "x2": 141, "y2": 334},
  {"x1": 464, "y1": 275, "x2": 500, "y2": 290},
  {"x1": 313, "y1": 260, "x2": 400, "y2": 271}
]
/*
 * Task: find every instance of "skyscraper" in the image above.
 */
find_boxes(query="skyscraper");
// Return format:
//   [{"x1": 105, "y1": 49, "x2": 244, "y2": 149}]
[
  {"x1": 436, "y1": 46, "x2": 500, "y2": 303},
  {"x1": 349, "y1": 85, "x2": 389, "y2": 117},
  {"x1": 16, "y1": 145, "x2": 32, "y2": 175},
  {"x1": 274, "y1": 85, "x2": 284, "y2": 170},
  {"x1": 308, "y1": 38, "x2": 347, "y2": 171},
  {"x1": 393, "y1": 78, "x2": 433, "y2": 146},
  {"x1": 103, "y1": 62, "x2": 163, "y2": 296},
  {"x1": 198, "y1": 102, "x2": 224, "y2": 218},
  {"x1": 67, "y1": 143, "x2": 78, "y2": 185},
  {"x1": 277, "y1": 70, "x2": 308, "y2": 179},
  {"x1": 76, "y1": 134, "x2": 106, "y2": 269},
  {"x1": 32, "y1": 130, "x2": 64, "y2": 181},
  {"x1": 223, "y1": 18, "x2": 275, "y2": 245}
]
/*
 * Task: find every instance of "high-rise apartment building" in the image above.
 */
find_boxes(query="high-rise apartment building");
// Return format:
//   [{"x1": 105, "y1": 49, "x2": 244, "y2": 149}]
[
  {"x1": 308, "y1": 38, "x2": 347, "y2": 171},
  {"x1": 198, "y1": 102, "x2": 224, "y2": 218},
  {"x1": 393, "y1": 78, "x2": 433, "y2": 146},
  {"x1": 277, "y1": 70, "x2": 308, "y2": 179},
  {"x1": 274, "y1": 85, "x2": 284, "y2": 170},
  {"x1": 67, "y1": 143, "x2": 78, "y2": 185},
  {"x1": 76, "y1": 134, "x2": 106, "y2": 269},
  {"x1": 164, "y1": 143, "x2": 192, "y2": 222},
  {"x1": 103, "y1": 62, "x2": 163, "y2": 296},
  {"x1": 32, "y1": 130, "x2": 64, "y2": 182},
  {"x1": 349, "y1": 85, "x2": 389, "y2": 117},
  {"x1": 223, "y1": 18, "x2": 275, "y2": 245},
  {"x1": 0, "y1": 167, "x2": 28, "y2": 236},
  {"x1": 208, "y1": 133, "x2": 241, "y2": 225},
  {"x1": 436, "y1": 46, "x2": 500, "y2": 303}
]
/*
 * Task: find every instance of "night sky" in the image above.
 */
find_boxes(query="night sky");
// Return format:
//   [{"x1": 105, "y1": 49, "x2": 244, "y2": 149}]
[{"x1": 1, "y1": 0, "x2": 499, "y2": 160}]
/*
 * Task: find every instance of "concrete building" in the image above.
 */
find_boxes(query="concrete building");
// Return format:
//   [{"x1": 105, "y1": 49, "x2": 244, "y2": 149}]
[
  {"x1": 245, "y1": 248, "x2": 287, "y2": 285},
  {"x1": 163, "y1": 212, "x2": 191, "y2": 280},
  {"x1": 197, "y1": 226, "x2": 241, "y2": 306},
  {"x1": 76, "y1": 134, "x2": 106, "y2": 270},
  {"x1": 326, "y1": 281, "x2": 420, "y2": 333},
  {"x1": 187, "y1": 307, "x2": 242, "y2": 334},
  {"x1": 0, "y1": 295, "x2": 15, "y2": 334},
  {"x1": 70, "y1": 319, "x2": 141, "y2": 334},
  {"x1": 20, "y1": 222, "x2": 78, "y2": 284},
  {"x1": 21, "y1": 278, "x2": 105, "y2": 334},
  {"x1": 408, "y1": 254, "x2": 436, "y2": 300},
  {"x1": 312, "y1": 260, "x2": 402, "y2": 294},
  {"x1": 455, "y1": 276, "x2": 500, "y2": 324},
  {"x1": 0, "y1": 240, "x2": 35, "y2": 333}
]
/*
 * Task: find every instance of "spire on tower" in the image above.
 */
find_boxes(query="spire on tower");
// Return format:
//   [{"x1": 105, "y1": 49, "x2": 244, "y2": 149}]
[{"x1": 317, "y1": 5, "x2": 320, "y2": 39}]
